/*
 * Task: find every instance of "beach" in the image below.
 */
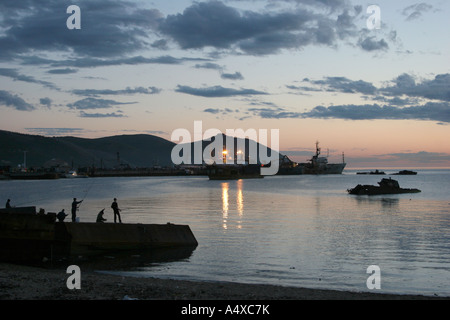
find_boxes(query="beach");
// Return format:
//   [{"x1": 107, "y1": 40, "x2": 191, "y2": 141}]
[{"x1": 0, "y1": 263, "x2": 445, "y2": 300}]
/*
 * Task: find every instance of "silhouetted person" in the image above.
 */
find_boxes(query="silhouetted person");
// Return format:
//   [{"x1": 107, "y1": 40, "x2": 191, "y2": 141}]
[
  {"x1": 96, "y1": 209, "x2": 107, "y2": 223},
  {"x1": 57, "y1": 209, "x2": 68, "y2": 222},
  {"x1": 5, "y1": 199, "x2": 11, "y2": 208},
  {"x1": 71, "y1": 198, "x2": 83, "y2": 222},
  {"x1": 111, "y1": 198, "x2": 122, "y2": 223}
]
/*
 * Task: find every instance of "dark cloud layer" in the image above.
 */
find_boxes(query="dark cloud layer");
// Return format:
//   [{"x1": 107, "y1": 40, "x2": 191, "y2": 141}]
[
  {"x1": 293, "y1": 73, "x2": 450, "y2": 102},
  {"x1": 176, "y1": 85, "x2": 267, "y2": 97},
  {"x1": 0, "y1": 0, "x2": 394, "y2": 73},
  {"x1": 0, "y1": 90, "x2": 34, "y2": 111},
  {"x1": 25, "y1": 127, "x2": 83, "y2": 136},
  {"x1": 79, "y1": 111, "x2": 126, "y2": 118},
  {"x1": 0, "y1": 0, "x2": 162, "y2": 60},
  {"x1": 0, "y1": 68, "x2": 57, "y2": 90},
  {"x1": 159, "y1": 0, "x2": 369, "y2": 55},
  {"x1": 304, "y1": 76, "x2": 378, "y2": 95},
  {"x1": 302, "y1": 102, "x2": 450, "y2": 123},
  {"x1": 67, "y1": 98, "x2": 136, "y2": 110},
  {"x1": 72, "y1": 87, "x2": 161, "y2": 97}
]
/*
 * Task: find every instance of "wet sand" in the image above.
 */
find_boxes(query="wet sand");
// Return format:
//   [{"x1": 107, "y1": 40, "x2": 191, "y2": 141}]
[{"x1": 0, "y1": 263, "x2": 446, "y2": 300}]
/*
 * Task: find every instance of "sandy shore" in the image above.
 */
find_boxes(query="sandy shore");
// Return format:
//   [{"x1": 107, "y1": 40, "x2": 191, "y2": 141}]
[{"x1": 0, "y1": 263, "x2": 446, "y2": 300}]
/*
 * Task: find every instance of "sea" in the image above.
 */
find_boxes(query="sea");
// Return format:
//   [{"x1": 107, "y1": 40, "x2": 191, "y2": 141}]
[{"x1": 1, "y1": 168, "x2": 449, "y2": 297}]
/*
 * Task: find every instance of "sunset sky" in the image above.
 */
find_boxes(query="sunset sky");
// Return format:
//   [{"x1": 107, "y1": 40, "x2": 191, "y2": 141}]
[{"x1": 0, "y1": 0, "x2": 449, "y2": 168}]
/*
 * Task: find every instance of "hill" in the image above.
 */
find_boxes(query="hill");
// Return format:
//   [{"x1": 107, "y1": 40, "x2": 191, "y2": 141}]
[
  {"x1": 0, "y1": 130, "x2": 176, "y2": 169},
  {"x1": 0, "y1": 130, "x2": 282, "y2": 172}
]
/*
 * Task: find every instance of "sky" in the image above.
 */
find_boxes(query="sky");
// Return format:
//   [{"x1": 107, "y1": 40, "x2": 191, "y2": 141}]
[{"x1": 0, "y1": 0, "x2": 449, "y2": 168}]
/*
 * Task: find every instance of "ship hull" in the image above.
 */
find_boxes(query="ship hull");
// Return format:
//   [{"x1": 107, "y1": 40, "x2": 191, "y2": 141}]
[
  {"x1": 301, "y1": 163, "x2": 346, "y2": 175},
  {"x1": 206, "y1": 164, "x2": 263, "y2": 180},
  {"x1": 347, "y1": 185, "x2": 421, "y2": 195},
  {"x1": 278, "y1": 163, "x2": 346, "y2": 175}
]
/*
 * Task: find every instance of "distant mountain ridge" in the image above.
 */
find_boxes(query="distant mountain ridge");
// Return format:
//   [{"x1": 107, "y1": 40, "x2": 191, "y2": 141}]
[
  {"x1": 0, "y1": 130, "x2": 176, "y2": 169},
  {"x1": 0, "y1": 130, "x2": 281, "y2": 170}
]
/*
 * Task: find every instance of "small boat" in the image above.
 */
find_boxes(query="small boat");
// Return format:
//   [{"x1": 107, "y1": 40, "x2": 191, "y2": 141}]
[
  {"x1": 356, "y1": 169, "x2": 385, "y2": 175},
  {"x1": 64, "y1": 170, "x2": 88, "y2": 178},
  {"x1": 391, "y1": 170, "x2": 417, "y2": 175},
  {"x1": 347, "y1": 178, "x2": 421, "y2": 195}
]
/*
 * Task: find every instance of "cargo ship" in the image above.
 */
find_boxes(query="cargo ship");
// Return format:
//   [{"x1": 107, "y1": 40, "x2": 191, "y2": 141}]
[{"x1": 278, "y1": 142, "x2": 346, "y2": 175}]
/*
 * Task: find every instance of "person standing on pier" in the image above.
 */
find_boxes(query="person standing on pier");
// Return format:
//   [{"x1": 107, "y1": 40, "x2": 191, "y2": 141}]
[
  {"x1": 111, "y1": 198, "x2": 122, "y2": 223},
  {"x1": 71, "y1": 198, "x2": 83, "y2": 222},
  {"x1": 5, "y1": 199, "x2": 11, "y2": 208}
]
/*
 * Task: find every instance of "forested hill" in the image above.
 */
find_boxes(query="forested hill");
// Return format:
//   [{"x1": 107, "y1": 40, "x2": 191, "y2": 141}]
[{"x1": 0, "y1": 130, "x2": 176, "y2": 169}]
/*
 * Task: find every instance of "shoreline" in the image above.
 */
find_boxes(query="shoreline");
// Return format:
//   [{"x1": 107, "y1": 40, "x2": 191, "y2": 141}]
[{"x1": 0, "y1": 263, "x2": 447, "y2": 300}]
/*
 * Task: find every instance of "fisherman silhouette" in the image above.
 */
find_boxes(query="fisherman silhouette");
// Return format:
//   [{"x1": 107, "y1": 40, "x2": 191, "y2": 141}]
[
  {"x1": 57, "y1": 209, "x2": 68, "y2": 222},
  {"x1": 111, "y1": 198, "x2": 122, "y2": 223},
  {"x1": 96, "y1": 209, "x2": 107, "y2": 223},
  {"x1": 5, "y1": 199, "x2": 11, "y2": 208},
  {"x1": 71, "y1": 198, "x2": 83, "y2": 222}
]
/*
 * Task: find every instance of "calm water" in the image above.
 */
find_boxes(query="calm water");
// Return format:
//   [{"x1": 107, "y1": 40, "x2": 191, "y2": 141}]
[{"x1": 1, "y1": 169, "x2": 449, "y2": 296}]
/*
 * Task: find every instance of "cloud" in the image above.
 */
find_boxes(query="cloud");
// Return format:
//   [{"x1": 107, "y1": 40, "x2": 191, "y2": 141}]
[
  {"x1": 386, "y1": 151, "x2": 450, "y2": 163},
  {"x1": 248, "y1": 107, "x2": 302, "y2": 119},
  {"x1": 302, "y1": 102, "x2": 450, "y2": 123},
  {"x1": 79, "y1": 111, "x2": 126, "y2": 118},
  {"x1": 72, "y1": 87, "x2": 161, "y2": 97},
  {"x1": 159, "y1": 1, "x2": 371, "y2": 55},
  {"x1": 402, "y1": 3, "x2": 434, "y2": 21},
  {"x1": 25, "y1": 127, "x2": 84, "y2": 136},
  {"x1": 0, "y1": 68, "x2": 57, "y2": 90},
  {"x1": 0, "y1": 90, "x2": 34, "y2": 111},
  {"x1": 175, "y1": 85, "x2": 267, "y2": 97},
  {"x1": 304, "y1": 76, "x2": 377, "y2": 95},
  {"x1": 194, "y1": 63, "x2": 244, "y2": 80},
  {"x1": 67, "y1": 98, "x2": 136, "y2": 110},
  {"x1": 203, "y1": 108, "x2": 238, "y2": 115},
  {"x1": 194, "y1": 63, "x2": 223, "y2": 71},
  {"x1": 345, "y1": 151, "x2": 450, "y2": 167},
  {"x1": 291, "y1": 73, "x2": 450, "y2": 102},
  {"x1": 358, "y1": 36, "x2": 389, "y2": 52},
  {"x1": 273, "y1": 0, "x2": 350, "y2": 11},
  {"x1": 39, "y1": 97, "x2": 52, "y2": 108},
  {"x1": 382, "y1": 73, "x2": 450, "y2": 102},
  {"x1": 0, "y1": 0, "x2": 163, "y2": 61},
  {"x1": 20, "y1": 55, "x2": 209, "y2": 69},
  {"x1": 0, "y1": 0, "x2": 390, "y2": 70},
  {"x1": 221, "y1": 72, "x2": 244, "y2": 80},
  {"x1": 203, "y1": 108, "x2": 221, "y2": 115},
  {"x1": 151, "y1": 39, "x2": 169, "y2": 50},
  {"x1": 247, "y1": 101, "x2": 450, "y2": 123},
  {"x1": 47, "y1": 68, "x2": 78, "y2": 74},
  {"x1": 280, "y1": 73, "x2": 450, "y2": 123},
  {"x1": 1, "y1": 1, "x2": 213, "y2": 69}
]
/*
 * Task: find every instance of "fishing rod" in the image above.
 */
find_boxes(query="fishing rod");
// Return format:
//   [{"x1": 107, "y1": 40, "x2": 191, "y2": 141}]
[
  {"x1": 13, "y1": 196, "x2": 57, "y2": 207},
  {"x1": 77, "y1": 178, "x2": 95, "y2": 208}
]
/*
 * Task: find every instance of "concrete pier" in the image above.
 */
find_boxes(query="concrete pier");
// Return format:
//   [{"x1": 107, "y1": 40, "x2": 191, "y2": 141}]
[
  {"x1": 0, "y1": 207, "x2": 198, "y2": 262},
  {"x1": 64, "y1": 222, "x2": 198, "y2": 255}
]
